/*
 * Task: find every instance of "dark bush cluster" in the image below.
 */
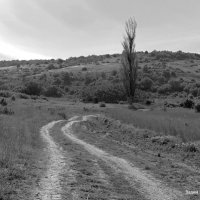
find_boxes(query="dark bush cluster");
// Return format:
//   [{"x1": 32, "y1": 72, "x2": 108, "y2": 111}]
[
  {"x1": 44, "y1": 86, "x2": 63, "y2": 97},
  {"x1": 194, "y1": 102, "x2": 200, "y2": 112},
  {"x1": 0, "y1": 107, "x2": 14, "y2": 115},
  {"x1": 22, "y1": 81, "x2": 43, "y2": 96},
  {"x1": 150, "y1": 50, "x2": 200, "y2": 60},
  {"x1": 180, "y1": 98, "x2": 194, "y2": 109},
  {"x1": 0, "y1": 98, "x2": 7, "y2": 106},
  {"x1": 183, "y1": 144, "x2": 198, "y2": 152},
  {"x1": 0, "y1": 91, "x2": 12, "y2": 98},
  {"x1": 81, "y1": 83, "x2": 126, "y2": 103},
  {"x1": 139, "y1": 77, "x2": 153, "y2": 91}
]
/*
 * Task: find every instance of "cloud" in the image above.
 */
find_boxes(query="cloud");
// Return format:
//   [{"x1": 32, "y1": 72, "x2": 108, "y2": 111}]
[
  {"x1": 0, "y1": 53, "x2": 13, "y2": 61},
  {"x1": 0, "y1": 37, "x2": 50, "y2": 60},
  {"x1": 0, "y1": 0, "x2": 200, "y2": 60}
]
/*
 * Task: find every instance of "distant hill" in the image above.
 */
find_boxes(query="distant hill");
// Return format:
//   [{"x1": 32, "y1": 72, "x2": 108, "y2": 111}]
[{"x1": 0, "y1": 50, "x2": 200, "y2": 68}]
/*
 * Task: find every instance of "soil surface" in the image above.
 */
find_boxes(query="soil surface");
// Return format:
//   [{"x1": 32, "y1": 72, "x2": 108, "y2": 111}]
[{"x1": 34, "y1": 115, "x2": 200, "y2": 200}]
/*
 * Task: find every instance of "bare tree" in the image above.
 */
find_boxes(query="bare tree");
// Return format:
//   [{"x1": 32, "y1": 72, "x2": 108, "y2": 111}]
[{"x1": 121, "y1": 18, "x2": 138, "y2": 104}]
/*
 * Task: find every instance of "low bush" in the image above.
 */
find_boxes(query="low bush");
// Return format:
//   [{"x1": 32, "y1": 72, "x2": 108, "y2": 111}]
[
  {"x1": 81, "y1": 82, "x2": 126, "y2": 103},
  {"x1": 128, "y1": 104, "x2": 137, "y2": 110},
  {"x1": 44, "y1": 86, "x2": 63, "y2": 97},
  {"x1": 194, "y1": 102, "x2": 200, "y2": 112},
  {"x1": 22, "y1": 81, "x2": 43, "y2": 96},
  {"x1": 18, "y1": 93, "x2": 30, "y2": 99},
  {"x1": 11, "y1": 96, "x2": 16, "y2": 101},
  {"x1": 62, "y1": 72, "x2": 72, "y2": 85},
  {"x1": 145, "y1": 99, "x2": 152, "y2": 105},
  {"x1": 58, "y1": 112, "x2": 67, "y2": 119},
  {"x1": 82, "y1": 67, "x2": 87, "y2": 71},
  {"x1": 183, "y1": 143, "x2": 198, "y2": 152},
  {"x1": 180, "y1": 98, "x2": 194, "y2": 109},
  {"x1": 31, "y1": 95, "x2": 39, "y2": 100},
  {"x1": 119, "y1": 101, "x2": 127, "y2": 104},
  {"x1": 151, "y1": 135, "x2": 178, "y2": 145},
  {"x1": 93, "y1": 97, "x2": 99, "y2": 104},
  {"x1": 139, "y1": 77, "x2": 153, "y2": 91},
  {"x1": 111, "y1": 70, "x2": 117, "y2": 76},
  {"x1": 168, "y1": 80, "x2": 184, "y2": 92},
  {"x1": 0, "y1": 107, "x2": 14, "y2": 115},
  {"x1": 47, "y1": 64, "x2": 56, "y2": 70},
  {"x1": 0, "y1": 91, "x2": 12, "y2": 98},
  {"x1": 158, "y1": 84, "x2": 171, "y2": 94},
  {"x1": 99, "y1": 102, "x2": 106, "y2": 107},
  {"x1": 0, "y1": 98, "x2": 7, "y2": 106}
]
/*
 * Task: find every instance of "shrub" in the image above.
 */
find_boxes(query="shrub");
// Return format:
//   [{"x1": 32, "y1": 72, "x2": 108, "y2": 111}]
[
  {"x1": 93, "y1": 97, "x2": 99, "y2": 104},
  {"x1": 143, "y1": 65, "x2": 150, "y2": 73},
  {"x1": 11, "y1": 95, "x2": 16, "y2": 101},
  {"x1": 183, "y1": 144, "x2": 198, "y2": 152},
  {"x1": 62, "y1": 72, "x2": 71, "y2": 85},
  {"x1": 194, "y1": 102, "x2": 200, "y2": 112},
  {"x1": 47, "y1": 64, "x2": 56, "y2": 70},
  {"x1": 0, "y1": 107, "x2": 14, "y2": 115},
  {"x1": 151, "y1": 136, "x2": 178, "y2": 145},
  {"x1": 140, "y1": 77, "x2": 153, "y2": 91},
  {"x1": 181, "y1": 98, "x2": 194, "y2": 109},
  {"x1": 188, "y1": 94, "x2": 194, "y2": 99},
  {"x1": 190, "y1": 87, "x2": 198, "y2": 97},
  {"x1": 82, "y1": 67, "x2": 87, "y2": 71},
  {"x1": 162, "y1": 70, "x2": 171, "y2": 80},
  {"x1": 64, "y1": 87, "x2": 69, "y2": 93},
  {"x1": 168, "y1": 80, "x2": 183, "y2": 92},
  {"x1": 22, "y1": 81, "x2": 43, "y2": 96},
  {"x1": 57, "y1": 59, "x2": 64, "y2": 64},
  {"x1": 58, "y1": 112, "x2": 67, "y2": 119},
  {"x1": 0, "y1": 91, "x2": 12, "y2": 98},
  {"x1": 44, "y1": 86, "x2": 63, "y2": 97},
  {"x1": 53, "y1": 77, "x2": 62, "y2": 86},
  {"x1": 145, "y1": 99, "x2": 152, "y2": 105},
  {"x1": 171, "y1": 71, "x2": 177, "y2": 77},
  {"x1": 69, "y1": 90, "x2": 75, "y2": 95},
  {"x1": 99, "y1": 102, "x2": 106, "y2": 107},
  {"x1": 18, "y1": 93, "x2": 29, "y2": 99},
  {"x1": 111, "y1": 70, "x2": 118, "y2": 76},
  {"x1": 157, "y1": 76, "x2": 166, "y2": 85},
  {"x1": 128, "y1": 104, "x2": 137, "y2": 110},
  {"x1": 81, "y1": 83, "x2": 126, "y2": 103},
  {"x1": 84, "y1": 74, "x2": 95, "y2": 85},
  {"x1": 158, "y1": 84, "x2": 171, "y2": 94},
  {"x1": 119, "y1": 101, "x2": 127, "y2": 104},
  {"x1": 101, "y1": 72, "x2": 106, "y2": 79},
  {"x1": 31, "y1": 95, "x2": 39, "y2": 100},
  {"x1": 0, "y1": 98, "x2": 7, "y2": 106}
]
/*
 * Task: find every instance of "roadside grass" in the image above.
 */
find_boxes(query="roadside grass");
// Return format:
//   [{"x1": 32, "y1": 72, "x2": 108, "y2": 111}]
[
  {"x1": 0, "y1": 98, "x2": 66, "y2": 199},
  {"x1": 104, "y1": 106, "x2": 200, "y2": 142}
]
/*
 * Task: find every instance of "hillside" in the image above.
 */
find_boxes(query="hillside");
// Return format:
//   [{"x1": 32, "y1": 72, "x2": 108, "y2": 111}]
[
  {"x1": 0, "y1": 50, "x2": 200, "y2": 199},
  {"x1": 1, "y1": 50, "x2": 200, "y2": 102}
]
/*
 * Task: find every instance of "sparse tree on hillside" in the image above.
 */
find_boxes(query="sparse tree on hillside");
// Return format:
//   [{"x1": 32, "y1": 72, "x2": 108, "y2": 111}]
[{"x1": 121, "y1": 17, "x2": 138, "y2": 104}]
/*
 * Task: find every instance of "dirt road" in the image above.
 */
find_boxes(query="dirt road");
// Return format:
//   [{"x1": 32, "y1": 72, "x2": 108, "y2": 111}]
[{"x1": 36, "y1": 115, "x2": 189, "y2": 200}]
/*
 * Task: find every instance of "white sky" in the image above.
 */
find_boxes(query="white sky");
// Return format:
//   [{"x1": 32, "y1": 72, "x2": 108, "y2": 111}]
[{"x1": 0, "y1": 0, "x2": 200, "y2": 60}]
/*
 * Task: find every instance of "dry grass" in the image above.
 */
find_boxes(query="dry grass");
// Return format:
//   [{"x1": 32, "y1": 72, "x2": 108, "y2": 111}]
[
  {"x1": 0, "y1": 98, "x2": 65, "y2": 199},
  {"x1": 104, "y1": 106, "x2": 200, "y2": 142}
]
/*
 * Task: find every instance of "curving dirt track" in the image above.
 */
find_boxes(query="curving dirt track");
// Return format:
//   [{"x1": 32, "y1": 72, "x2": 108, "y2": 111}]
[{"x1": 35, "y1": 115, "x2": 188, "y2": 200}]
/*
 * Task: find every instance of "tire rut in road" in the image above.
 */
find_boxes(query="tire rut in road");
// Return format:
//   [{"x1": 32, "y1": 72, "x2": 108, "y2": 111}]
[
  {"x1": 61, "y1": 115, "x2": 186, "y2": 200},
  {"x1": 35, "y1": 120, "x2": 76, "y2": 200},
  {"x1": 55, "y1": 122, "x2": 137, "y2": 199}
]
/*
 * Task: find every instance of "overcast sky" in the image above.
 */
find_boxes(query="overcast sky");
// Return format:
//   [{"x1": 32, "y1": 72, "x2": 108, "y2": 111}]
[{"x1": 0, "y1": 0, "x2": 199, "y2": 60}]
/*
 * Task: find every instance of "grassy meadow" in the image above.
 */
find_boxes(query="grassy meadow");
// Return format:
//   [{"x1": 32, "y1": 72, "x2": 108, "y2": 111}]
[
  {"x1": 0, "y1": 97, "x2": 69, "y2": 199},
  {"x1": 103, "y1": 105, "x2": 200, "y2": 143},
  {"x1": 0, "y1": 51, "x2": 200, "y2": 198}
]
